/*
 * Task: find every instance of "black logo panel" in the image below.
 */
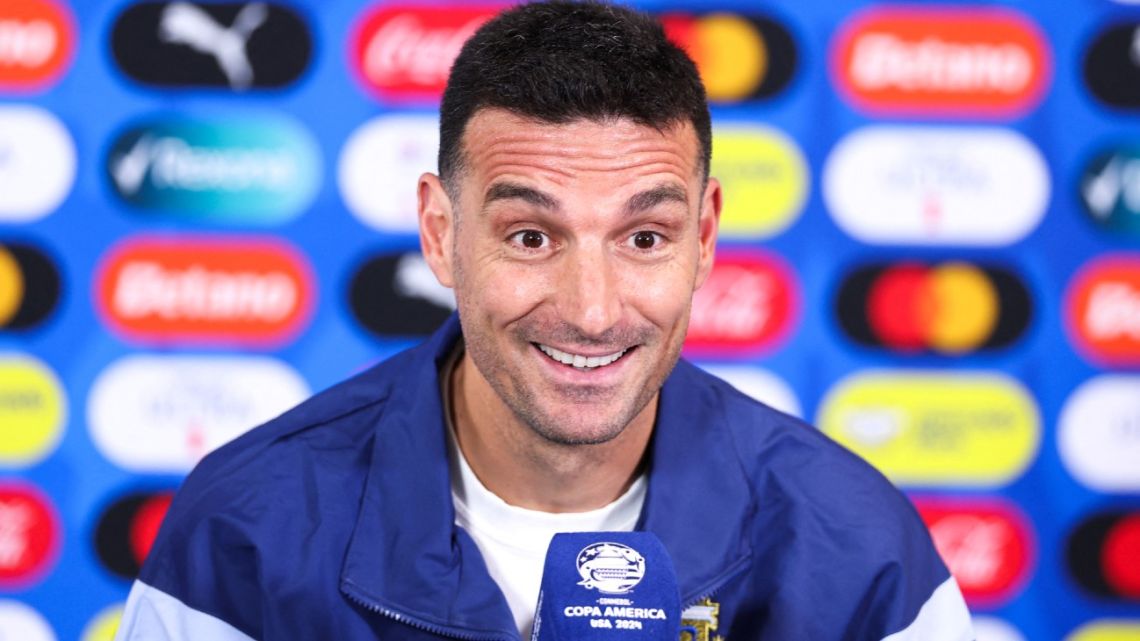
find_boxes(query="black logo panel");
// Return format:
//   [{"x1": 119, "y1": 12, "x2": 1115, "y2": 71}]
[
  {"x1": 1084, "y1": 22, "x2": 1140, "y2": 108},
  {"x1": 349, "y1": 252, "x2": 455, "y2": 338}
]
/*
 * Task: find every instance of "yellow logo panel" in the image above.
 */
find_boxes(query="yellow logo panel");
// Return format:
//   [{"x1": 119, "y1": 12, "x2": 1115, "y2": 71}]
[
  {"x1": 711, "y1": 126, "x2": 808, "y2": 238},
  {"x1": 81, "y1": 605, "x2": 122, "y2": 641},
  {"x1": 817, "y1": 370, "x2": 1039, "y2": 487},
  {"x1": 0, "y1": 355, "x2": 66, "y2": 466},
  {"x1": 1065, "y1": 621, "x2": 1140, "y2": 641}
]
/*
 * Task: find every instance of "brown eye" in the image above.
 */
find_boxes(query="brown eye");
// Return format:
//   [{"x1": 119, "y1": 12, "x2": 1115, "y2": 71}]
[
  {"x1": 632, "y1": 231, "x2": 658, "y2": 249},
  {"x1": 512, "y1": 230, "x2": 548, "y2": 249}
]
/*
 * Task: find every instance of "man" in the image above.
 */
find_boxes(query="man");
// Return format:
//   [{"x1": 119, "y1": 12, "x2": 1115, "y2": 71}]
[{"x1": 115, "y1": 2, "x2": 974, "y2": 640}]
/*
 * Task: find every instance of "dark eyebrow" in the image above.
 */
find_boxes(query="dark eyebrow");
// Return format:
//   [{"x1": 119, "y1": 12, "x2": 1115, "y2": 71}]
[
  {"x1": 484, "y1": 182, "x2": 559, "y2": 211},
  {"x1": 623, "y1": 184, "x2": 689, "y2": 217}
]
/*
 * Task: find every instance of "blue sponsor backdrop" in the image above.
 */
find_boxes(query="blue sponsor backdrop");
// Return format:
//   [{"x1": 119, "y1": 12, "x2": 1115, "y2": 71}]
[{"x1": 2, "y1": 0, "x2": 1139, "y2": 639}]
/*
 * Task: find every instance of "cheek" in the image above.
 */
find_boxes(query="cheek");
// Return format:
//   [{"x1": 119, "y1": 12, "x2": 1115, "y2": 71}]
[{"x1": 621, "y1": 264, "x2": 696, "y2": 327}]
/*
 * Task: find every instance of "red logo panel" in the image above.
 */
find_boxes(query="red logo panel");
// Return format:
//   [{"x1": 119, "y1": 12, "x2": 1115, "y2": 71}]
[
  {"x1": 915, "y1": 497, "x2": 1034, "y2": 607},
  {"x1": 1066, "y1": 255, "x2": 1140, "y2": 366},
  {"x1": 0, "y1": 0, "x2": 74, "y2": 90},
  {"x1": 684, "y1": 252, "x2": 798, "y2": 356},
  {"x1": 95, "y1": 236, "x2": 315, "y2": 347},
  {"x1": 351, "y1": 5, "x2": 502, "y2": 101},
  {"x1": 831, "y1": 6, "x2": 1050, "y2": 117},
  {"x1": 0, "y1": 482, "x2": 60, "y2": 588}
]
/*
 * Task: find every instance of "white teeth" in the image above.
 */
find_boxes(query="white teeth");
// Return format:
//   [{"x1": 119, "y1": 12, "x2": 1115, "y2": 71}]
[{"x1": 538, "y1": 344, "x2": 629, "y2": 370}]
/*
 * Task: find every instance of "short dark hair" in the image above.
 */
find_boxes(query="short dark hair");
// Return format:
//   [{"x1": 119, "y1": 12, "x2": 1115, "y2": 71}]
[{"x1": 438, "y1": 0, "x2": 711, "y2": 188}]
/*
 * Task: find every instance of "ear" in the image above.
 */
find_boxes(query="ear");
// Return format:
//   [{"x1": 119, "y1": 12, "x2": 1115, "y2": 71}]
[
  {"x1": 418, "y1": 172, "x2": 457, "y2": 288},
  {"x1": 694, "y1": 177, "x2": 721, "y2": 289}
]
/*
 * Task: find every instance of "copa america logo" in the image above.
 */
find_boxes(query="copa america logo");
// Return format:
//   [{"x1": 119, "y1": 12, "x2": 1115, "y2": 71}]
[{"x1": 576, "y1": 542, "x2": 646, "y2": 594}]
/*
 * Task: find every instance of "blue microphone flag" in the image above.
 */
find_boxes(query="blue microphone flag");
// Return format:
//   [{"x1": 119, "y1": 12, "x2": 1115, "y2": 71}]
[{"x1": 531, "y1": 532, "x2": 681, "y2": 641}]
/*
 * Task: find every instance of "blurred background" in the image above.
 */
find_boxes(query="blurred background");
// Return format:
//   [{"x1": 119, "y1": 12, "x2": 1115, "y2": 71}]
[{"x1": 0, "y1": 0, "x2": 1138, "y2": 639}]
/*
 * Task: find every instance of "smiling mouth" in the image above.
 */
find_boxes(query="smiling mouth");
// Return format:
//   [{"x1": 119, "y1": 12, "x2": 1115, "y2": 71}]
[{"x1": 536, "y1": 343, "x2": 632, "y2": 370}]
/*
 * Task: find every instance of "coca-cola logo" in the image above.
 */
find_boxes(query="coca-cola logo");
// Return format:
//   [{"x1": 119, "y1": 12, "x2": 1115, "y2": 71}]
[
  {"x1": 830, "y1": 6, "x2": 1050, "y2": 117},
  {"x1": 684, "y1": 252, "x2": 798, "y2": 356},
  {"x1": 915, "y1": 497, "x2": 1034, "y2": 607},
  {"x1": 1065, "y1": 255, "x2": 1140, "y2": 366},
  {"x1": 0, "y1": 0, "x2": 75, "y2": 91},
  {"x1": 350, "y1": 5, "x2": 502, "y2": 102},
  {"x1": 0, "y1": 483, "x2": 59, "y2": 589},
  {"x1": 94, "y1": 235, "x2": 315, "y2": 347}
]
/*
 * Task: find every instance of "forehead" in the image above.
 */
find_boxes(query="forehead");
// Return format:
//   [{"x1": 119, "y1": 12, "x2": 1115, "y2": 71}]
[{"x1": 456, "y1": 108, "x2": 702, "y2": 196}]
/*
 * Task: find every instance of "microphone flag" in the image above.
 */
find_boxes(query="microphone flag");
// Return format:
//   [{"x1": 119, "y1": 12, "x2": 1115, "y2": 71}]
[{"x1": 530, "y1": 531, "x2": 681, "y2": 641}]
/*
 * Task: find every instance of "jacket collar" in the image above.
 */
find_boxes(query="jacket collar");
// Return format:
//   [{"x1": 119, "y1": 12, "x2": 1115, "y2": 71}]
[{"x1": 341, "y1": 315, "x2": 754, "y2": 638}]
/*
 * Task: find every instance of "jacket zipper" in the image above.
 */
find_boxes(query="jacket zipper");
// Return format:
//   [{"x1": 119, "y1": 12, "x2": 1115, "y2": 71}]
[{"x1": 343, "y1": 583, "x2": 518, "y2": 641}]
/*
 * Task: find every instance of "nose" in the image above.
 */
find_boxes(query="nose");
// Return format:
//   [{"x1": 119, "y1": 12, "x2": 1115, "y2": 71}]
[{"x1": 557, "y1": 242, "x2": 622, "y2": 339}]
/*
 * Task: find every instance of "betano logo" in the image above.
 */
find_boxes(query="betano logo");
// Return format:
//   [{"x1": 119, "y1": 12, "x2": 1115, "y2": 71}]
[
  {"x1": 1067, "y1": 511, "x2": 1140, "y2": 602},
  {"x1": 95, "y1": 236, "x2": 315, "y2": 347},
  {"x1": 0, "y1": 354, "x2": 65, "y2": 467},
  {"x1": 1065, "y1": 255, "x2": 1140, "y2": 365},
  {"x1": 660, "y1": 12, "x2": 796, "y2": 103},
  {"x1": 684, "y1": 252, "x2": 798, "y2": 356},
  {"x1": 835, "y1": 261, "x2": 1031, "y2": 355},
  {"x1": 0, "y1": 482, "x2": 60, "y2": 589},
  {"x1": 1066, "y1": 621, "x2": 1140, "y2": 641},
  {"x1": 338, "y1": 114, "x2": 438, "y2": 233},
  {"x1": 0, "y1": 242, "x2": 60, "y2": 331},
  {"x1": 830, "y1": 6, "x2": 1050, "y2": 117},
  {"x1": 0, "y1": 105, "x2": 76, "y2": 222},
  {"x1": 0, "y1": 601, "x2": 55, "y2": 641},
  {"x1": 1059, "y1": 375, "x2": 1140, "y2": 493},
  {"x1": 87, "y1": 354, "x2": 309, "y2": 473},
  {"x1": 711, "y1": 125, "x2": 808, "y2": 239},
  {"x1": 817, "y1": 371, "x2": 1039, "y2": 487},
  {"x1": 1080, "y1": 147, "x2": 1140, "y2": 237},
  {"x1": 914, "y1": 497, "x2": 1034, "y2": 607},
  {"x1": 0, "y1": 0, "x2": 74, "y2": 91},
  {"x1": 351, "y1": 4, "x2": 502, "y2": 102},
  {"x1": 106, "y1": 117, "x2": 320, "y2": 225},
  {"x1": 1083, "y1": 21, "x2": 1140, "y2": 109},
  {"x1": 94, "y1": 490, "x2": 174, "y2": 580},
  {"x1": 824, "y1": 126, "x2": 1049, "y2": 246}
]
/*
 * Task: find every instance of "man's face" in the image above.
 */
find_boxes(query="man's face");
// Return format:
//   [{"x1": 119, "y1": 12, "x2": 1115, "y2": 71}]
[{"x1": 420, "y1": 108, "x2": 720, "y2": 445}]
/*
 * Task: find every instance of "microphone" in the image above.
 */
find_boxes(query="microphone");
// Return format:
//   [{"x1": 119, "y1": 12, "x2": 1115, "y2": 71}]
[{"x1": 530, "y1": 532, "x2": 681, "y2": 640}]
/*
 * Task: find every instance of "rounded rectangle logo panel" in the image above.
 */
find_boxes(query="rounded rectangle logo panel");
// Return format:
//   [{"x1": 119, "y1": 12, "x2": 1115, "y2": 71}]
[
  {"x1": 0, "y1": 600, "x2": 55, "y2": 641},
  {"x1": 1083, "y1": 22, "x2": 1140, "y2": 110},
  {"x1": 835, "y1": 260, "x2": 1031, "y2": 355},
  {"x1": 0, "y1": 354, "x2": 65, "y2": 468},
  {"x1": 1059, "y1": 375, "x2": 1140, "y2": 493},
  {"x1": 349, "y1": 250, "x2": 455, "y2": 339},
  {"x1": 87, "y1": 354, "x2": 310, "y2": 473},
  {"x1": 0, "y1": 242, "x2": 61, "y2": 332},
  {"x1": 94, "y1": 235, "x2": 316, "y2": 347},
  {"x1": 1080, "y1": 146, "x2": 1140, "y2": 236},
  {"x1": 351, "y1": 4, "x2": 501, "y2": 102},
  {"x1": 1066, "y1": 511, "x2": 1140, "y2": 602},
  {"x1": 710, "y1": 124, "x2": 808, "y2": 239},
  {"x1": 93, "y1": 490, "x2": 174, "y2": 580},
  {"x1": 0, "y1": 482, "x2": 60, "y2": 589},
  {"x1": 817, "y1": 370, "x2": 1040, "y2": 487},
  {"x1": 338, "y1": 114, "x2": 438, "y2": 233},
  {"x1": 683, "y1": 252, "x2": 799, "y2": 357},
  {"x1": 824, "y1": 126, "x2": 1049, "y2": 246},
  {"x1": 831, "y1": 6, "x2": 1050, "y2": 118},
  {"x1": 111, "y1": 2, "x2": 312, "y2": 91},
  {"x1": 106, "y1": 116, "x2": 320, "y2": 225},
  {"x1": 0, "y1": 106, "x2": 76, "y2": 222},
  {"x1": 0, "y1": 0, "x2": 75, "y2": 91},
  {"x1": 696, "y1": 364, "x2": 801, "y2": 418},
  {"x1": 1065, "y1": 255, "x2": 1140, "y2": 366},
  {"x1": 1066, "y1": 621, "x2": 1140, "y2": 641}
]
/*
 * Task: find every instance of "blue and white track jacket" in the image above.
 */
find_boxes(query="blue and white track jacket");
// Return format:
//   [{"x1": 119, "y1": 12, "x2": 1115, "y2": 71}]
[{"x1": 115, "y1": 315, "x2": 973, "y2": 641}]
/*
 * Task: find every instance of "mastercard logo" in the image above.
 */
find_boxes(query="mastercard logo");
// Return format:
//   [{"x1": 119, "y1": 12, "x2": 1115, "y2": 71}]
[
  {"x1": 0, "y1": 482, "x2": 61, "y2": 589},
  {"x1": 0, "y1": 354, "x2": 65, "y2": 467},
  {"x1": 1066, "y1": 621, "x2": 1140, "y2": 641},
  {"x1": 1059, "y1": 375, "x2": 1140, "y2": 493},
  {"x1": 684, "y1": 252, "x2": 799, "y2": 356},
  {"x1": 95, "y1": 235, "x2": 316, "y2": 347},
  {"x1": 836, "y1": 261, "x2": 1031, "y2": 355},
  {"x1": 711, "y1": 125, "x2": 808, "y2": 239},
  {"x1": 1067, "y1": 511, "x2": 1140, "y2": 602},
  {"x1": 913, "y1": 497, "x2": 1034, "y2": 607},
  {"x1": 830, "y1": 6, "x2": 1050, "y2": 117},
  {"x1": 94, "y1": 490, "x2": 174, "y2": 580},
  {"x1": 1065, "y1": 255, "x2": 1140, "y2": 366},
  {"x1": 351, "y1": 5, "x2": 502, "y2": 102},
  {"x1": 0, "y1": 0, "x2": 75, "y2": 91},
  {"x1": 0, "y1": 242, "x2": 59, "y2": 331},
  {"x1": 660, "y1": 12, "x2": 796, "y2": 103},
  {"x1": 817, "y1": 370, "x2": 1039, "y2": 487}
]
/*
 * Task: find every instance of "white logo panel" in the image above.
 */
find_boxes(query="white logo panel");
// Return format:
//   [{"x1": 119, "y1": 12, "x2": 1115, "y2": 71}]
[
  {"x1": 973, "y1": 616, "x2": 1026, "y2": 641},
  {"x1": 0, "y1": 107, "x2": 76, "y2": 222},
  {"x1": 1059, "y1": 374, "x2": 1140, "y2": 492},
  {"x1": 0, "y1": 601, "x2": 55, "y2": 641},
  {"x1": 823, "y1": 126, "x2": 1048, "y2": 245},
  {"x1": 698, "y1": 364, "x2": 802, "y2": 418},
  {"x1": 88, "y1": 355, "x2": 310, "y2": 473}
]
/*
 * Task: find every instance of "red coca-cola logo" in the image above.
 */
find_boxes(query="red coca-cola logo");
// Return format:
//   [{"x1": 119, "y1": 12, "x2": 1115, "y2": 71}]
[
  {"x1": 915, "y1": 497, "x2": 1034, "y2": 607},
  {"x1": 0, "y1": 482, "x2": 60, "y2": 588},
  {"x1": 684, "y1": 252, "x2": 798, "y2": 356},
  {"x1": 350, "y1": 5, "x2": 502, "y2": 102}
]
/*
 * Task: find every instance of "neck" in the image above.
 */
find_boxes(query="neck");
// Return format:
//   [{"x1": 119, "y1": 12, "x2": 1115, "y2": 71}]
[{"x1": 450, "y1": 352, "x2": 654, "y2": 513}]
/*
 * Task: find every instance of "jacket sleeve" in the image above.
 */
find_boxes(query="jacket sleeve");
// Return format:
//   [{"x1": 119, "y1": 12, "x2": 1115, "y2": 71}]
[
  {"x1": 114, "y1": 580, "x2": 258, "y2": 641},
  {"x1": 873, "y1": 576, "x2": 974, "y2": 641}
]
